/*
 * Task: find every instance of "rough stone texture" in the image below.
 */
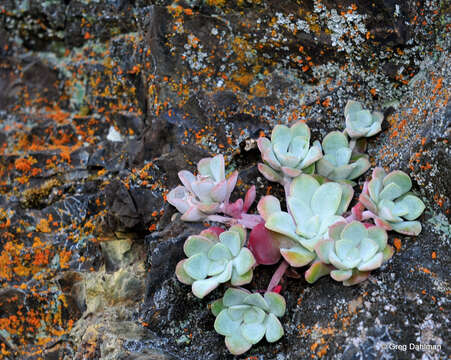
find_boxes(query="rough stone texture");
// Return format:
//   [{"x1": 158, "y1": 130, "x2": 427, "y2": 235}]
[{"x1": 0, "y1": 0, "x2": 449, "y2": 359}]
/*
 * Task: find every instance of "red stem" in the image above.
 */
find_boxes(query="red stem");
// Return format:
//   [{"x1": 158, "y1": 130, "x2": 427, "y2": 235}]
[{"x1": 267, "y1": 260, "x2": 290, "y2": 292}]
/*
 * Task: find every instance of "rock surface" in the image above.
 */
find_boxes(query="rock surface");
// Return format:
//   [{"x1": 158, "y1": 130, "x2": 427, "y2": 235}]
[{"x1": 0, "y1": 1, "x2": 449, "y2": 359}]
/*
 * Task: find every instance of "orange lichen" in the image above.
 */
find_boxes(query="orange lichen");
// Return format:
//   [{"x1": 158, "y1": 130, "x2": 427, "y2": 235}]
[{"x1": 393, "y1": 238, "x2": 402, "y2": 251}]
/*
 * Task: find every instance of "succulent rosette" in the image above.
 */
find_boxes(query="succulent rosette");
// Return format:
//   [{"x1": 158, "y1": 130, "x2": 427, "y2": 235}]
[
  {"x1": 167, "y1": 154, "x2": 238, "y2": 221},
  {"x1": 344, "y1": 100, "x2": 384, "y2": 139},
  {"x1": 175, "y1": 225, "x2": 256, "y2": 298},
  {"x1": 315, "y1": 221, "x2": 394, "y2": 285},
  {"x1": 211, "y1": 288, "x2": 286, "y2": 355},
  {"x1": 316, "y1": 131, "x2": 370, "y2": 181},
  {"x1": 359, "y1": 168, "x2": 426, "y2": 235},
  {"x1": 257, "y1": 121, "x2": 323, "y2": 183},
  {"x1": 258, "y1": 174, "x2": 353, "y2": 267}
]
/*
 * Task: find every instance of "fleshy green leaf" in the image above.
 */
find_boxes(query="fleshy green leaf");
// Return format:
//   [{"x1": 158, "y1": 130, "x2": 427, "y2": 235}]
[
  {"x1": 209, "y1": 154, "x2": 225, "y2": 182},
  {"x1": 215, "y1": 310, "x2": 241, "y2": 336},
  {"x1": 383, "y1": 170, "x2": 412, "y2": 194},
  {"x1": 358, "y1": 253, "x2": 383, "y2": 271},
  {"x1": 211, "y1": 298, "x2": 225, "y2": 317},
  {"x1": 228, "y1": 305, "x2": 251, "y2": 321},
  {"x1": 336, "y1": 183, "x2": 354, "y2": 215},
  {"x1": 287, "y1": 197, "x2": 313, "y2": 231},
  {"x1": 243, "y1": 293, "x2": 269, "y2": 312},
  {"x1": 225, "y1": 334, "x2": 252, "y2": 355},
  {"x1": 322, "y1": 131, "x2": 348, "y2": 154},
  {"x1": 175, "y1": 259, "x2": 194, "y2": 285},
  {"x1": 328, "y1": 221, "x2": 346, "y2": 241},
  {"x1": 208, "y1": 243, "x2": 232, "y2": 262},
  {"x1": 367, "y1": 226, "x2": 388, "y2": 251},
  {"x1": 220, "y1": 231, "x2": 241, "y2": 257},
  {"x1": 243, "y1": 307, "x2": 266, "y2": 324},
  {"x1": 341, "y1": 221, "x2": 367, "y2": 245},
  {"x1": 379, "y1": 182, "x2": 404, "y2": 201},
  {"x1": 231, "y1": 268, "x2": 253, "y2": 286},
  {"x1": 258, "y1": 163, "x2": 283, "y2": 183},
  {"x1": 359, "y1": 238, "x2": 379, "y2": 262},
  {"x1": 330, "y1": 269, "x2": 353, "y2": 281},
  {"x1": 265, "y1": 313, "x2": 284, "y2": 342},
  {"x1": 207, "y1": 259, "x2": 226, "y2": 276},
  {"x1": 233, "y1": 248, "x2": 256, "y2": 276},
  {"x1": 228, "y1": 225, "x2": 247, "y2": 246},
  {"x1": 184, "y1": 253, "x2": 210, "y2": 280},
  {"x1": 390, "y1": 220, "x2": 422, "y2": 236},
  {"x1": 347, "y1": 156, "x2": 370, "y2": 180},
  {"x1": 315, "y1": 239, "x2": 334, "y2": 263},
  {"x1": 192, "y1": 277, "x2": 220, "y2": 298},
  {"x1": 265, "y1": 212, "x2": 299, "y2": 242},
  {"x1": 257, "y1": 196, "x2": 282, "y2": 222},
  {"x1": 305, "y1": 261, "x2": 331, "y2": 284},
  {"x1": 264, "y1": 292, "x2": 286, "y2": 317},
  {"x1": 396, "y1": 194, "x2": 425, "y2": 220},
  {"x1": 311, "y1": 182, "x2": 342, "y2": 216},
  {"x1": 241, "y1": 322, "x2": 266, "y2": 345},
  {"x1": 290, "y1": 174, "x2": 320, "y2": 205},
  {"x1": 197, "y1": 157, "x2": 213, "y2": 177},
  {"x1": 271, "y1": 125, "x2": 291, "y2": 154},
  {"x1": 223, "y1": 288, "x2": 250, "y2": 307},
  {"x1": 290, "y1": 121, "x2": 310, "y2": 139},
  {"x1": 280, "y1": 246, "x2": 315, "y2": 267}
]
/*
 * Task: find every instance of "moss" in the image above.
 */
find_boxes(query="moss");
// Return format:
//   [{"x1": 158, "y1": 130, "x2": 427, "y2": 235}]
[{"x1": 20, "y1": 178, "x2": 62, "y2": 208}]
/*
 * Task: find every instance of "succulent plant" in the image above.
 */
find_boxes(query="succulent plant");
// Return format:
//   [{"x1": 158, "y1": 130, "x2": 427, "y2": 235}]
[
  {"x1": 344, "y1": 100, "x2": 384, "y2": 139},
  {"x1": 358, "y1": 168, "x2": 426, "y2": 235},
  {"x1": 211, "y1": 288, "x2": 286, "y2": 355},
  {"x1": 315, "y1": 221, "x2": 394, "y2": 285},
  {"x1": 175, "y1": 225, "x2": 256, "y2": 298},
  {"x1": 257, "y1": 121, "x2": 323, "y2": 184},
  {"x1": 316, "y1": 131, "x2": 371, "y2": 181},
  {"x1": 258, "y1": 174, "x2": 353, "y2": 267},
  {"x1": 167, "y1": 154, "x2": 238, "y2": 221}
]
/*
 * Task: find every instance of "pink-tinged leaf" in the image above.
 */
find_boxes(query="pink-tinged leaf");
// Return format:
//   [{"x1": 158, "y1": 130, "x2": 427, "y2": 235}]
[
  {"x1": 359, "y1": 193, "x2": 378, "y2": 213},
  {"x1": 181, "y1": 206, "x2": 207, "y2": 221},
  {"x1": 175, "y1": 259, "x2": 194, "y2": 285},
  {"x1": 361, "y1": 180, "x2": 369, "y2": 195},
  {"x1": 351, "y1": 202, "x2": 364, "y2": 221},
  {"x1": 210, "y1": 179, "x2": 228, "y2": 202},
  {"x1": 243, "y1": 186, "x2": 256, "y2": 213},
  {"x1": 281, "y1": 166, "x2": 302, "y2": 178},
  {"x1": 224, "y1": 199, "x2": 244, "y2": 218},
  {"x1": 257, "y1": 195, "x2": 281, "y2": 221},
  {"x1": 362, "y1": 222, "x2": 373, "y2": 229},
  {"x1": 390, "y1": 220, "x2": 422, "y2": 235},
  {"x1": 178, "y1": 170, "x2": 196, "y2": 192},
  {"x1": 225, "y1": 171, "x2": 239, "y2": 203},
  {"x1": 258, "y1": 163, "x2": 283, "y2": 183},
  {"x1": 248, "y1": 223, "x2": 281, "y2": 265},
  {"x1": 372, "y1": 167, "x2": 386, "y2": 181},
  {"x1": 342, "y1": 271, "x2": 370, "y2": 286},
  {"x1": 272, "y1": 285, "x2": 282, "y2": 294},
  {"x1": 204, "y1": 227, "x2": 225, "y2": 237},
  {"x1": 167, "y1": 186, "x2": 190, "y2": 213},
  {"x1": 257, "y1": 137, "x2": 281, "y2": 170},
  {"x1": 374, "y1": 217, "x2": 393, "y2": 231},
  {"x1": 197, "y1": 202, "x2": 220, "y2": 214},
  {"x1": 315, "y1": 239, "x2": 334, "y2": 263}
]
